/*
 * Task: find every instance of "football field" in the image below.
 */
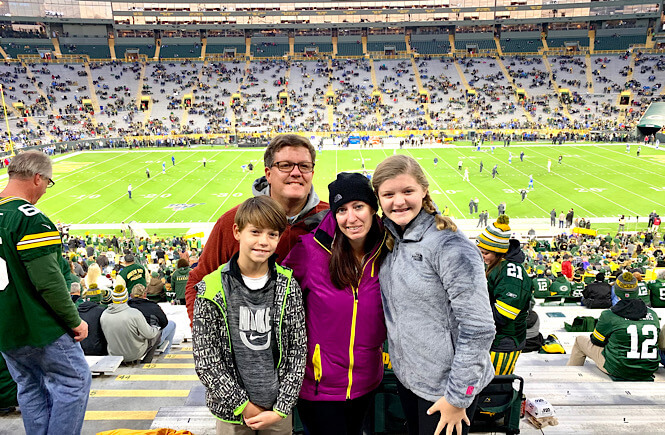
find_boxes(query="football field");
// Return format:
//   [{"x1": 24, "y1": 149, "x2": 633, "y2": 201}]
[{"x1": 29, "y1": 143, "x2": 665, "y2": 232}]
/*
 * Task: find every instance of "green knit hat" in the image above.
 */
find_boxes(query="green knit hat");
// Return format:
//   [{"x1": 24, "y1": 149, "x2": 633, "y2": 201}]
[
  {"x1": 614, "y1": 271, "x2": 638, "y2": 299},
  {"x1": 477, "y1": 215, "x2": 511, "y2": 254},
  {"x1": 84, "y1": 283, "x2": 102, "y2": 303}
]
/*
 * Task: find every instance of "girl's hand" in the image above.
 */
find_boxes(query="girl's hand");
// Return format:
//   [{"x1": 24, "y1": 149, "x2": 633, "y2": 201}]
[
  {"x1": 244, "y1": 410, "x2": 283, "y2": 430},
  {"x1": 427, "y1": 396, "x2": 470, "y2": 435}
]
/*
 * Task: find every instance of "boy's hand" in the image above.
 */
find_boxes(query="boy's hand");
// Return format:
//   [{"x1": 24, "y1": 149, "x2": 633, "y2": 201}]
[
  {"x1": 241, "y1": 402, "x2": 265, "y2": 419},
  {"x1": 244, "y1": 410, "x2": 283, "y2": 430}
]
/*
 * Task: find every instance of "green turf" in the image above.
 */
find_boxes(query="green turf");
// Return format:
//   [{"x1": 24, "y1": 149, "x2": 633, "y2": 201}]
[{"x1": 36, "y1": 144, "x2": 665, "y2": 226}]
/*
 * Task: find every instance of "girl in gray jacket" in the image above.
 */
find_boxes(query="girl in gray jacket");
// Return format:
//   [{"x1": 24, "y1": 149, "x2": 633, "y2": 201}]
[{"x1": 372, "y1": 155, "x2": 496, "y2": 435}]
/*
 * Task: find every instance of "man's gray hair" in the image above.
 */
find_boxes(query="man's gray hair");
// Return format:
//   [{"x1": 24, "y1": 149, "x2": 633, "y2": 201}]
[
  {"x1": 70, "y1": 282, "x2": 81, "y2": 294},
  {"x1": 7, "y1": 151, "x2": 52, "y2": 180}
]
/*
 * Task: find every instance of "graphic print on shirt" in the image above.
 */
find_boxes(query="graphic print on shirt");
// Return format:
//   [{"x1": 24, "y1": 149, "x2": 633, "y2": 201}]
[{"x1": 239, "y1": 306, "x2": 272, "y2": 350}]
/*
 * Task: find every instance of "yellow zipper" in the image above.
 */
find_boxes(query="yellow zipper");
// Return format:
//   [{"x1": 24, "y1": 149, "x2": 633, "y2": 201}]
[
  {"x1": 346, "y1": 234, "x2": 385, "y2": 399},
  {"x1": 346, "y1": 286, "x2": 359, "y2": 399}
]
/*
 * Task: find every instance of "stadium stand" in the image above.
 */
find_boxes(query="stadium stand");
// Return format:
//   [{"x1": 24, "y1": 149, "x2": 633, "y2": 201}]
[{"x1": 336, "y1": 41, "x2": 364, "y2": 56}]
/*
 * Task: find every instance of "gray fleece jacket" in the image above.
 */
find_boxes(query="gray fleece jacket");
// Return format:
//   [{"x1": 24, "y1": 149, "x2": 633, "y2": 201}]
[
  {"x1": 379, "y1": 210, "x2": 495, "y2": 408},
  {"x1": 100, "y1": 303, "x2": 161, "y2": 362}
]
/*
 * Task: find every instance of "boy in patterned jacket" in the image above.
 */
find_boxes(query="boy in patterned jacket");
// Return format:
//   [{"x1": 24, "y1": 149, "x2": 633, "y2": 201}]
[{"x1": 192, "y1": 196, "x2": 306, "y2": 434}]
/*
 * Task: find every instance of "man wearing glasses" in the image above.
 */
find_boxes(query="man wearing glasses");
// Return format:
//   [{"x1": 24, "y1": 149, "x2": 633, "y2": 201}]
[
  {"x1": 185, "y1": 134, "x2": 329, "y2": 325},
  {"x1": 0, "y1": 151, "x2": 91, "y2": 434}
]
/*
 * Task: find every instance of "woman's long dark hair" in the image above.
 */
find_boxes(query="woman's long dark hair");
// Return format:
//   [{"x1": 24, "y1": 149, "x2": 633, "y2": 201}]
[{"x1": 329, "y1": 217, "x2": 385, "y2": 289}]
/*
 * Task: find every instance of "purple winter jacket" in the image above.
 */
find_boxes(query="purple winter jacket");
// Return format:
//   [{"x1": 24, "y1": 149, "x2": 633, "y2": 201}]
[{"x1": 282, "y1": 210, "x2": 387, "y2": 401}]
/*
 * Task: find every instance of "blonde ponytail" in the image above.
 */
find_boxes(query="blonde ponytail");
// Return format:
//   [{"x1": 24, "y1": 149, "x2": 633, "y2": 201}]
[{"x1": 423, "y1": 194, "x2": 457, "y2": 232}]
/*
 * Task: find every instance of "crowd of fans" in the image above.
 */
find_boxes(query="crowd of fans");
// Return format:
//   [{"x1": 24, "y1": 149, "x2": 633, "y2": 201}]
[
  {"x1": 59, "y1": 231, "x2": 199, "y2": 364},
  {"x1": 1, "y1": 49, "x2": 664, "y2": 150}
]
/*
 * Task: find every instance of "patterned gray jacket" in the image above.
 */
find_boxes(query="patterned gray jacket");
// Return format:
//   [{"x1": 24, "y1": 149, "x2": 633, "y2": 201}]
[{"x1": 192, "y1": 255, "x2": 307, "y2": 423}]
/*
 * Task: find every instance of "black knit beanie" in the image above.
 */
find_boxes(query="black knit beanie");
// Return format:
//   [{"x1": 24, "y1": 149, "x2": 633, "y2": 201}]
[{"x1": 328, "y1": 172, "x2": 378, "y2": 215}]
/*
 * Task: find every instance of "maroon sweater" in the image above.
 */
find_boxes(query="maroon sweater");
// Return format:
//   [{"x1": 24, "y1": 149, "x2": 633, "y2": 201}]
[{"x1": 185, "y1": 201, "x2": 329, "y2": 324}]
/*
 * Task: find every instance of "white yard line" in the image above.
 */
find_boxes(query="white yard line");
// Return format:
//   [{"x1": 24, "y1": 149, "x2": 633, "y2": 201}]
[
  {"x1": 528, "y1": 147, "x2": 662, "y2": 209},
  {"x1": 40, "y1": 152, "x2": 142, "y2": 205},
  {"x1": 428, "y1": 148, "x2": 501, "y2": 215},
  {"x1": 164, "y1": 151, "x2": 243, "y2": 222},
  {"x1": 592, "y1": 144, "x2": 665, "y2": 177},
  {"x1": 48, "y1": 152, "x2": 152, "y2": 214},
  {"x1": 481, "y1": 150, "x2": 595, "y2": 216},
  {"x1": 206, "y1": 165, "x2": 253, "y2": 222},
  {"x1": 121, "y1": 152, "x2": 205, "y2": 222},
  {"x1": 80, "y1": 151, "x2": 201, "y2": 223}
]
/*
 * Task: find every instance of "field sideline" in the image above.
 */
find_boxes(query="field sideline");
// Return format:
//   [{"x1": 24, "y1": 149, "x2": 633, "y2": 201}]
[{"x1": 25, "y1": 143, "x2": 665, "y2": 234}]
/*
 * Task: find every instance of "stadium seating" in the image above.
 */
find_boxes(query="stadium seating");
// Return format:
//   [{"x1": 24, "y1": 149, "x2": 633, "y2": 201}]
[
  {"x1": 60, "y1": 43, "x2": 111, "y2": 59},
  {"x1": 336, "y1": 42, "x2": 364, "y2": 56},
  {"x1": 594, "y1": 35, "x2": 647, "y2": 51},
  {"x1": 366, "y1": 41, "x2": 407, "y2": 52},
  {"x1": 1, "y1": 41, "x2": 54, "y2": 58},
  {"x1": 547, "y1": 37, "x2": 590, "y2": 49},
  {"x1": 500, "y1": 38, "x2": 543, "y2": 53},
  {"x1": 410, "y1": 40, "x2": 451, "y2": 55},
  {"x1": 251, "y1": 43, "x2": 289, "y2": 58},
  {"x1": 159, "y1": 44, "x2": 202, "y2": 59},
  {"x1": 206, "y1": 44, "x2": 246, "y2": 56},
  {"x1": 293, "y1": 43, "x2": 334, "y2": 54},
  {"x1": 455, "y1": 39, "x2": 496, "y2": 51}
]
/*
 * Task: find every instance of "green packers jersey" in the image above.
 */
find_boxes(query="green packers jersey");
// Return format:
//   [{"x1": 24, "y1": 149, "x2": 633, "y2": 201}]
[
  {"x1": 570, "y1": 282, "x2": 585, "y2": 298},
  {"x1": 0, "y1": 197, "x2": 67, "y2": 351},
  {"x1": 592, "y1": 308, "x2": 661, "y2": 381},
  {"x1": 532, "y1": 277, "x2": 550, "y2": 298},
  {"x1": 636, "y1": 282, "x2": 650, "y2": 305},
  {"x1": 487, "y1": 260, "x2": 532, "y2": 349},
  {"x1": 647, "y1": 280, "x2": 665, "y2": 308},
  {"x1": 549, "y1": 278, "x2": 571, "y2": 298},
  {"x1": 119, "y1": 263, "x2": 147, "y2": 293}
]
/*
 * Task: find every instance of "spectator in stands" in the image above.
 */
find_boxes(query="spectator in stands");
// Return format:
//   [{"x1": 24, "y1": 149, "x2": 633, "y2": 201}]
[
  {"x1": 170, "y1": 258, "x2": 190, "y2": 304},
  {"x1": 561, "y1": 254, "x2": 573, "y2": 280},
  {"x1": 567, "y1": 272, "x2": 663, "y2": 381},
  {"x1": 185, "y1": 134, "x2": 329, "y2": 326},
  {"x1": 116, "y1": 253, "x2": 146, "y2": 294},
  {"x1": 85, "y1": 262, "x2": 112, "y2": 291},
  {"x1": 477, "y1": 215, "x2": 532, "y2": 375},
  {"x1": 0, "y1": 151, "x2": 91, "y2": 434},
  {"x1": 192, "y1": 196, "x2": 306, "y2": 434},
  {"x1": 129, "y1": 284, "x2": 176, "y2": 355},
  {"x1": 77, "y1": 285, "x2": 108, "y2": 356},
  {"x1": 70, "y1": 281, "x2": 82, "y2": 304},
  {"x1": 146, "y1": 271, "x2": 166, "y2": 302},
  {"x1": 100, "y1": 284, "x2": 161, "y2": 364},
  {"x1": 582, "y1": 272, "x2": 612, "y2": 308},
  {"x1": 283, "y1": 172, "x2": 386, "y2": 435},
  {"x1": 371, "y1": 155, "x2": 494, "y2": 435},
  {"x1": 648, "y1": 270, "x2": 665, "y2": 308}
]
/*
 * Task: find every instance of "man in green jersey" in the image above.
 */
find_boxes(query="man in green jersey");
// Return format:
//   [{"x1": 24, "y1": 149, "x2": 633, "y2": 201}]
[
  {"x1": 531, "y1": 269, "x2": 551, "y2": 299},
  {"x1": 0, "y1": 151, "x2": 91, "y2": 434},
  {"x1": 648, "y1": 270, "x2": 665, "y2": 308},
  {"x1": 117, "y1": 253, "x2": 146, "y2": 294},
  {"x1": 567, "y1": 272, "x2": 663, "y2": 381}
]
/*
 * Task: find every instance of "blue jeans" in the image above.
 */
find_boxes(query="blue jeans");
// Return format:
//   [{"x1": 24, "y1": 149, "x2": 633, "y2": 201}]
[
  {"x1": 1, "y1": 333, "x2": 92, "y2": 435},
  {"x1": 160, "y1": 320, "x2": 177, "y2": 354}
]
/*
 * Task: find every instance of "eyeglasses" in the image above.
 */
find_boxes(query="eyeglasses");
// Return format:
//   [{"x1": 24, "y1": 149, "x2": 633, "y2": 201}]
[
  {"x1": 272, "y1": 161, "x2": 315, "y2": 173},
  {"x1": 41, "y1": 175, "x2": 55, "y2": 188}
]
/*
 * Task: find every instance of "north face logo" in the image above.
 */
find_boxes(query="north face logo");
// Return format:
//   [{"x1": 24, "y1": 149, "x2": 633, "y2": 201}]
[{"x1": 412, "y1": 253, "x2": 422, "y2": 261}]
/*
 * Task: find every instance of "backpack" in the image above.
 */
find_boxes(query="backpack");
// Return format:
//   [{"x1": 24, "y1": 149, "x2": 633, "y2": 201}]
[
  {"x1": 564, "y1": 316, "x2": 597, "y2": 332},
  {"x1": 470, "y1": 375, "x2": 524, "y2": 434}
]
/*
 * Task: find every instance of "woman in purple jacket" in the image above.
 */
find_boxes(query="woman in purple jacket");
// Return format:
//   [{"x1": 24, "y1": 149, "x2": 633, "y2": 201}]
[{"x1": 283, "y1": 172, "x2": 386, "y2": 435}]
